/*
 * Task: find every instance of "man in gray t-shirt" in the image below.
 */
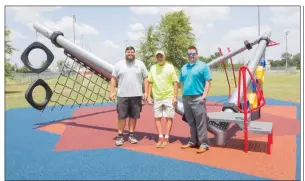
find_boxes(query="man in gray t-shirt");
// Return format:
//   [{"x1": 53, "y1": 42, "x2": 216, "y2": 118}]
[{"x1": 110, "y1": 46, "x2": 148, "y2": 146}]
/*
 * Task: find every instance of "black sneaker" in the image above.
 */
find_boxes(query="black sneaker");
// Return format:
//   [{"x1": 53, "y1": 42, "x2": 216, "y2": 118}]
[
  {"x1": 128, "y1": 134, "x2": 138, "y2": 144},
  {"x1": 115, "y1": 136, "x2": 124, "y2": 146}
]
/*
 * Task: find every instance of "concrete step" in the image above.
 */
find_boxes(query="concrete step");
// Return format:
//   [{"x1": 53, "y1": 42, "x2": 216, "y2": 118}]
[
  {"x1": 247, "y1": 121, "x2": 273, "y2": 134},
  {"x1": 208, "y1": 112, "x2": 251, "y2": 124},
  {"x1": 208, "y1": 112, "x2": 273, "y2": 135}
]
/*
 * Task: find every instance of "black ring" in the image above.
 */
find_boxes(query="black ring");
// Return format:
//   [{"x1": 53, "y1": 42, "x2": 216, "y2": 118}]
[
  {"x1": 258, "y1": 36, "x2": 270, "y2": 45},
  {"x1": 20, "y1": 41, "x2": 54, "y2": 74},
  {"x1": 25, "y1": 79, "x2": 53, "y2": 110},
  {"x1": 50, "y1": 31, "x2": 64, "y2": 48},
  {"x1": 244, "y1": 40, "x2": 252, "y2": 50},
  {"x1": 222, "y1": 102, "x2": 238, "y2": 112}
]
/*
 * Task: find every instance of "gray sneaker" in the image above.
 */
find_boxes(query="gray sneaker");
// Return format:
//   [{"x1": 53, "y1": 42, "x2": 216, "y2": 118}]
[
  {"x1": 115, "y1": 136, "x2": 124, "y2": 146},
  {"x1": 128, "y1": 134, "x2": 138, "y2": 144}
]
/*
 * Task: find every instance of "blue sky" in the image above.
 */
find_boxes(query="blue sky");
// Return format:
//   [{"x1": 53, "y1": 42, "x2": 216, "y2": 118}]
[{"x1": 5, "y1": 6, "x2": 300, "y2": 71}]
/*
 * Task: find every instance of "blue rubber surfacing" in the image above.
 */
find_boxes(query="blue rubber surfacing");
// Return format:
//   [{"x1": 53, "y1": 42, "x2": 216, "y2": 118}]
[{"x1": 5, "y1": 96, "x2": 301, "y2": 180}]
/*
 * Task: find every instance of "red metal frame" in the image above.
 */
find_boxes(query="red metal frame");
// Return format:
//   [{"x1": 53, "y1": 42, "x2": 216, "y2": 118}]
[
  {"x1": 267, "y1": 40, "x2": 280, "y2": 47},
  {"x1": 237, "y1": 66, "x2": 266, "y2": 153},
  {"x1": 267, "y1": 129, "x2": 273, "y2": 154},
  {"x1": 218, "y1": 48, "x2": 232, "y2": 98},
  {"x1": 227, "y1": 47, "x2": 237, "y2": 87},
  {"x1": 218, "y1": 39, "x2": 279, "y2": 154}
]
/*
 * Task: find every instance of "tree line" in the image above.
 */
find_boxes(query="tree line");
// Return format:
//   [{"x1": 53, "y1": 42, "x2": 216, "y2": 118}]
[
  {"x1": 268, "y1": 52, "x2": 300, "y2": 69},
  {"x1": 5, "y1": 10, "x2": 301, "y2": 80},
  {"x1": 137, "y1": 10, "x2": 300, "y2": 71}
]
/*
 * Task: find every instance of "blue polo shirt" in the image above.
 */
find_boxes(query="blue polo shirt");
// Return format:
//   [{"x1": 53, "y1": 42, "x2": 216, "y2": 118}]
[{"x1": 179, "y1": 60, "x2": 212, "y2": 96}]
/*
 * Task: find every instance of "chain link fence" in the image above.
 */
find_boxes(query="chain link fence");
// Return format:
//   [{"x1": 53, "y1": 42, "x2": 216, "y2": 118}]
[
  {"x1": 7, "y1": 66, "x2": 298, "y2": 86},
  {"x1": 7, "y1": 72, "x2": 61, "y2": 85},
  {"x1": 210, "y1": 66, "x2": 298, "y2": 73}
]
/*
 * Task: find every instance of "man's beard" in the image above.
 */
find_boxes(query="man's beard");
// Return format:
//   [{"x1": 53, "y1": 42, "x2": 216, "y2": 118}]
[{"x1": 126, "y1": 55, "x2": 135, "y2": 61}]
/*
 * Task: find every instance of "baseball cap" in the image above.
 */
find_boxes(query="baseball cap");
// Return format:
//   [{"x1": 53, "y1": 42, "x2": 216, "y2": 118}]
[
  {"x1": 125, "y1": 46, "x2": 135, "y2": 52},
  {"x1": 155, "y1": 50, "x2": 165, "y2": 56}
]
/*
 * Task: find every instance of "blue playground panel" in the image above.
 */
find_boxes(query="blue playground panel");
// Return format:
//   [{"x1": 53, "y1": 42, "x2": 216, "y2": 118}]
[{"x1": 5, "y1": 96, "x2": 301, "y2": 180}]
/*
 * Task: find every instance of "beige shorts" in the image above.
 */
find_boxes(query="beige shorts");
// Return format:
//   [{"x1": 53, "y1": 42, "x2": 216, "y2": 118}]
[{"x1": 153, "y1": 100, "x2": 175, "y2": 118}]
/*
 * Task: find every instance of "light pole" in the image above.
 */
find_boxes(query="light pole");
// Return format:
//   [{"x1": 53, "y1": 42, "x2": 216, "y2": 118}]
[
  {"x1": 73, "y1": 15, "x2": 76, "y2": 43},
  {"x1": 124, "y1": 40, "x2": 128, "y2": 47},
  {"x1": 257, "y1": 6, "x2": 261, "y2": 36},
  {"x1": 285, "y1": 31, "x2": 289, "y2": 68},
  {"x1": 81, "y1": 33, "x2": 84, "y2": 48}
]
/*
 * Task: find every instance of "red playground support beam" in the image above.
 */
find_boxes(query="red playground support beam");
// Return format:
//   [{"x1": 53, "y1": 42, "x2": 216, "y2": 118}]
[
  {"x1": 218, "y1": 47, "x2": 231, "y2": 98},
  {"x1": 237, "y1": 65, "x2": 266, "y2": 153}
]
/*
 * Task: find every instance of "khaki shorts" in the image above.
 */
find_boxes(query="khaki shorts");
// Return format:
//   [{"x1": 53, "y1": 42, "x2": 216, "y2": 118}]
[{"x1": 153, "y1": 100, "x2": 175, "y2": 118}]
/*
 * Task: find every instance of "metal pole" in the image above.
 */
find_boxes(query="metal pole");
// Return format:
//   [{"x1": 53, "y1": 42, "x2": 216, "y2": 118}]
[
  {"x1": 228, "y1": 31, "x2": 271, "y2": 106},
  {"x1": 285, "y1": 31, "x2": 289, "y2": 68},
  {"x1": 207, "y1": 35, "x2": 262, "y2": 68},
  {"x1": 73, "y1": 15, "x2": 76, "y2": 43},
  {"x1": 81, "y1": 33, "x2": 83, "y2": 48},
  {"x1": 33, "y1": 23, "x2": 113, "y2": 80},
  {"x1": 257, "y1": 6, "x2": 261, "y2": 36}
]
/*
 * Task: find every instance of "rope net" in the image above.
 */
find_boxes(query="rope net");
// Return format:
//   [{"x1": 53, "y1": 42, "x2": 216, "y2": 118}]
[{"x1": 42, "y1": 50, "x2": 112, "y2": 113}]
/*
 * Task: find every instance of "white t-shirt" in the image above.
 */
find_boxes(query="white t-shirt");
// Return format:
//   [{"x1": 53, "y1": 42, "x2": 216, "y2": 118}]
[{"x1": 112, "y1": 59, "x2": 148, "y2": 97}]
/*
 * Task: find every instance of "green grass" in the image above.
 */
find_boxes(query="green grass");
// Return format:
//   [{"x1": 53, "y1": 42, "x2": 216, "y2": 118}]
[
  {"x1": 5, "y1": 71, "x2": 301, "y2": 110},
  {"x1": 208, "y1": 71, "x2": 300, "y2": 103},
  {"x1": 5, "y1": 74, "x2": 111, "y2": 110}
]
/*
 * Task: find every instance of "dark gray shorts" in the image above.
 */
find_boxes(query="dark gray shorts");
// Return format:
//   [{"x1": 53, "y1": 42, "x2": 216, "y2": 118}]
[{"x1": 117, "y1": 96, "x2": 142, "y2": 119}]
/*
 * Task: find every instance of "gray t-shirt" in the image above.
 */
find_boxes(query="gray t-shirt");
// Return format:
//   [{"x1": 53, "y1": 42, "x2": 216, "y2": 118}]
[{"x1": 112, "y1": 59, "x2": 148, "y2": 97}]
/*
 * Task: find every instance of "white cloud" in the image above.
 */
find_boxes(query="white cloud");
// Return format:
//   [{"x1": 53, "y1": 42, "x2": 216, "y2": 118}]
[
  {"x1": 10, "y1": 29, "x2": 27, "y2": 40},
  {"x1": 215, "y1": 25, "x2": 273, "y2": 64},
  {"x1": 7, "y1": 7, "x2": 122, "y2": 72},
  {"x1": 6, "y1": 7, "x2": 61, "y2": 23},
  {"x1": 195, "y1": 24, "x2": 276, "y2": 64},
  {"x1": 129, "y1": 7, "x2": 160, "y2": 15},
  {"x1": 129, "y1": 6, "x2": 231, "y2": 39},
  {"x1": 103, "y1": 40, "x2": 119, "y2": 49},
  {"x1": 183, "y1": 7, "x2": 231, "y2": 22},
  {"x1": 43, "y1": 16, "x2": 99, "y2": 36},
  {"x1": 270, "y1": 7, "x2": 299, "y2": 15},
  {"x1": 127, "y1": 22, "x2": 145, "y2": 40},
  {"x1": 223, "y1": 25, "x2": 272, "y2": 42},
  {"x1": 7, "y1": 7, "x2": 99, "y2": 37},
  {"x1": 129, "y1": 23, "x2": 144, "y2": 32},
  {"x1": 206, "y1": 23, "x2": 214, "y2": 29},
  {"x1": 128, "y1": 31, "x2": 144, "y2": 40},
  {"x1": 191, "y1": 23, "x2": 205, "y2": 35},
  {"x1": 129, "y1": 6, "x2": 230, "y2": 22},
  {"x1": 269, "y1": 7, "x2": 300, "y2": 29}
]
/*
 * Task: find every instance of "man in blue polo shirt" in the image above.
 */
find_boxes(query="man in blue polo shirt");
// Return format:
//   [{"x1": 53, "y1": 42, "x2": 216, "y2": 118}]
[{"x1": 178, "y1": 45, "x2": 212, "y2": 154}]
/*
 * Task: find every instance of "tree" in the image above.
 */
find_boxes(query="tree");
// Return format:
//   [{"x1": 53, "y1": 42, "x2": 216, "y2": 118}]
[
  {"x1": 39, "y1": 60, "x2": 52, "y2": 72},
  {"x1": 5, "y1": 27, "x2": 16, "y2": 79},
  {"x1": 139, "y1": 10, "x2": 195, "y2": 69},
  {"x1": 281, "y1": 52, "x2": 292, "y2": 66},
  {"x1": 268, "y1": 52, "x2": 300, "y2": 68},
  {"x1": 57, "y1": 60, "x2": 65, "y2": 72},
  {"x1": 156, "y1": 10, "x2": 195, "y2": 68},
  {"x1": 138, "y1": 25, "x2": 159, "y2": 69},
  {"x1": 198, "y1": 56, "x2": 209, "y2": 63},
  {"x1": 291, "y1": 53, "x2": 300, "y2": 69},
  {"x1": 16, "y1": 65, "x2": 31, "y2": 73}
]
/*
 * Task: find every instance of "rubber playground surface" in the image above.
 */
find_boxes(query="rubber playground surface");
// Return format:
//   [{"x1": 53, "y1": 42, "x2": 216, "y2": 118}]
[{"x1": 5, "y1": 95, "x2": 301, "y2": 180}]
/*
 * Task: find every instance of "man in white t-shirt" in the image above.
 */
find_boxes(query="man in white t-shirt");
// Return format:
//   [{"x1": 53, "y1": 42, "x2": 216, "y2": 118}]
[{"x1": 110, "y1": 46, "x2": 148, "y2": 146}]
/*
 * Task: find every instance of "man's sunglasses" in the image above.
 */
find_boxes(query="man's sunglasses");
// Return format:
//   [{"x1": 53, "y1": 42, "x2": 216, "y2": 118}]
[
  {"x1": 187, "y1": 52, "x2": 196, "y2": 57},
  {"x1": 156, "y1": 55, "x2": 163, "y2": 58}
]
